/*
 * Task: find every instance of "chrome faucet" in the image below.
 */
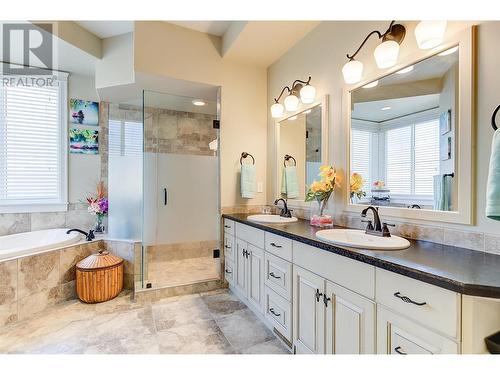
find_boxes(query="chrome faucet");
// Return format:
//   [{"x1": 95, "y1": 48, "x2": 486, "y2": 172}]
[
  {"x1": 67, "y1": 228, "x2": 95, "y2": 241},
  {"x1": 274, "y1": 198, "x2": 292, "y2": 218},
  {"x1": 360, "y1": 206, "x2": 394, "y2": 237}
]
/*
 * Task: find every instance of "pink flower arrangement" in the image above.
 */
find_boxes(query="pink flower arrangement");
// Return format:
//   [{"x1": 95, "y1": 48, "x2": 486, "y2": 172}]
[{"x1": 86, "y1": 181, "x2": 108, "y2": 217}]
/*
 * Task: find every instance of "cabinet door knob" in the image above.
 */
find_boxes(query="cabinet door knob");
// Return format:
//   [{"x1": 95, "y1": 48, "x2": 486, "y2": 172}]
[
  {"x1": 224, "y1": 245, "x2": 231, "y2": 249},
  {"x1": 269, "y1": 272, "x2": 281, "y2": 279},
  {"x1": 323, "y1": 294, "x2": 331, "y2": 307},
  {"x1": 394, "y1": 346, "x2": 407, "y2": 355},
  {"x1": 225, "y1": 269, "x2": 232, "y2": 274},
  {"x1": 224, "y1": 225, "x2": 231, "y2": 228},
  {"x1": 269, "y1": 308, "x2": 281, "y2": 317},
  {"x1": 394, "y1": 292, "x2": 427, "y2": 306},
  {"x1": 315, "y1": 289, "x2": 323, "y2": 302},
  {"x1": 270, "y1": 242, "x2": 282, "y2": 248}
]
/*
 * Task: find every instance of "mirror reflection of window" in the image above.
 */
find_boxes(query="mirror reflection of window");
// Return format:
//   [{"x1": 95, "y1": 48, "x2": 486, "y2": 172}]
[
  {"x1": 350, "y1": 47, "x2": 458, "y2": 211},
  {"x1": 279, "y1": 104, "x2": 322, "y2": 200}
]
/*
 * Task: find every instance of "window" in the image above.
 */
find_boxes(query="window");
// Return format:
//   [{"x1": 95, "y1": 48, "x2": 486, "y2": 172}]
[
  {"x1": 109, "y1": 120, "x2": 143, "y2": 156},
  {"x1": 0, "y1": 74, "x2": 68, "y2": 213},
  {"x1": 351, "y1": 127, "x2": 372, "y2": 193},
  {"x1": 385, "y1": 118, "x2": 440, "y2": 198}
]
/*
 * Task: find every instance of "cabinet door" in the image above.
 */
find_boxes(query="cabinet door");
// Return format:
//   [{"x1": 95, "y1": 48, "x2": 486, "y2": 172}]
[
  {"x1": 325, "y1": 281, "x2": 375, "y2": 354},
  {"x1": 377, "y1": 306, "x2": 459, "y2": 354},
  {"x1": 247, "y1": 244, "x2": 265, "y2": 314},
  {"x1": 234, "y1": 238, "x2": 247, "y2": 297},
  {"x1": 293, "y1": 266, "x2": 325, "y2": 354}
]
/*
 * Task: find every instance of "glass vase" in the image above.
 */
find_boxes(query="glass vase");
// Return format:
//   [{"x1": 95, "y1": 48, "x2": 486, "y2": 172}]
[
  {"x1": 95, "y1": 214, "x2": 105, "y2": 233},
  {"x1": 310, "y1": 199, "x2": 333, "y2": 228}
]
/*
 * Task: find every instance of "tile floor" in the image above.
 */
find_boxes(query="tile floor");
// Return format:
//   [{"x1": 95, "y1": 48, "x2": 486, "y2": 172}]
[
  {"x1": 0, "y1": 289, "x2": 290, "y2": 354},
  {"x1": 146, "y1": 256, "x2": 220, "y2": 288}
]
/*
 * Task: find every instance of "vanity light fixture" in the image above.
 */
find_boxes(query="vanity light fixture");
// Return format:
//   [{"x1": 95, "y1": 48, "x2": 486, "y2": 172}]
[
  {"x1": 363, "y1": 80, "x2": 379, "y2": 88},
  {"x1": 396, "y1": 65, "x2": 414, "y2": 74},
  {"x1": 342, "y1": 21, "x2": 406, "y2": 84},
  {"x1": 415, "y1": 21, "x2": 447, "y2": 50},
  {"x1": 271, "y1": 76, "x2": 316, "y2": 118},
  {"x1": 192, "y1": 99, "x2": 206, "y2": 106},
  {"x1": 438, "y1": 46, "x2": 458, "y2": 56}
]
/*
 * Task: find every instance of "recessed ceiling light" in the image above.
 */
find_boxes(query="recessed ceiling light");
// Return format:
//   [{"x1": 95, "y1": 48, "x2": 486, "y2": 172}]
[
  {"x1": 303, "y1": 109, "x2": 312, "y2": 114},
  {"x1": 363, "y1": 80, "x2": 379, "y2": 88},
  {"x1": 381, "y1": 106, "x2": 391, "y2": 111},
  {"x1": 396, "y1": 65, "x2": 414, "y2": 74},
  {"x1": 288, "y1": 115, "x2": 297, "y2": 121},
  {"x1": 192, "y1": 99, "x2": 206, "y2": 106},
  {"x1": 438, "y1": 46, "x2": 459, "y2": 56}
]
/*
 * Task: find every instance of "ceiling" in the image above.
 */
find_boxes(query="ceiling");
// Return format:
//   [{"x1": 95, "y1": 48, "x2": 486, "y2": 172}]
[
  {"x1": 75, "y1": 21, "x2": 134, "y2": 38},
  {"x1": 167, "y1": 21, "x2": 232, "y2": 36}
]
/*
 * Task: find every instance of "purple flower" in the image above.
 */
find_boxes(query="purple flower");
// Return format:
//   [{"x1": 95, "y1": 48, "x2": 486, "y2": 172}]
[{"x1": 98, "y1": 198, "x2": 109, "y2": 214}]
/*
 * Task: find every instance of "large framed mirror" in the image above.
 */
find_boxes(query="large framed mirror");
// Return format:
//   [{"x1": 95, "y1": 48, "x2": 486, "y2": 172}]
[
  {"x1": 275, "y1": 95, "x2": 329, "y2": 207},
  {"x1": 344, "y1": 27, "x2": 475, "y2": 224}
]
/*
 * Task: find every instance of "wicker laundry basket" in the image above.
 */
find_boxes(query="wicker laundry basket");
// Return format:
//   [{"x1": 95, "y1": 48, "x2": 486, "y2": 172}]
[{"x1": 76, "y1": 250, "x2": 124, "y2": 303}]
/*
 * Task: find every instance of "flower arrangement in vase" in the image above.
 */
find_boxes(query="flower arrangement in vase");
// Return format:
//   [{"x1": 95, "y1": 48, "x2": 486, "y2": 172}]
[
  {"x1": 373, "y1": 180, "x2": 385, "y2": 190},
  {"x1": 305, "y1": 165, "x2": 338, "y2": 227},
  {"x1": 85, "y1": 181, "x2": 108, "y2": 233},
  {"x1": 350, "y1": 173, "x2": 366, "y2": 204}
]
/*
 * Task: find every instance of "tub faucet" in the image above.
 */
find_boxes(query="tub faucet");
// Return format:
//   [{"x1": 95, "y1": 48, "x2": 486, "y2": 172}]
[
  {"x1": 360, "y1": 206, "x2": 394, "y2": 237},
  {"x1": 67, "y1": 228, "x2": 95, "y2": 241},
  {"x1": 274, "y1": 198, "x2": 292, "y2": 218}
]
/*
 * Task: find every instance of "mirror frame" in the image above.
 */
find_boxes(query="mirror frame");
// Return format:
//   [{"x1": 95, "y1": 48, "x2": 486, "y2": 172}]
[
  {"x1": 343, "y1": 26, "x2": 476, "y2": 225},
  {"x1": 274, "y1": 94, "x2": 329, "y2": 208}
]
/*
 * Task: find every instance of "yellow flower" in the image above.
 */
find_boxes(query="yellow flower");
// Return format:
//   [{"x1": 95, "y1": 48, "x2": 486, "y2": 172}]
[
  {"x1": 310, "y1": 181, "x2": 324, "y2": 193},
  {"x1": 350, "y1": 173, "x2": 364, "y2": 193},
  {"x1": 319, "y1": 165, "x2": 337, "y2": 183}
]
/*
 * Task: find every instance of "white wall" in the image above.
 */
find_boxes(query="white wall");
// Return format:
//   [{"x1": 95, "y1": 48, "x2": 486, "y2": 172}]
[
  {"x1": 95, "y1": 32, "x2": 134, "y2": 89},
  {"x1": 268, "y1": 21, "x2": 500, "y2": 236},
  {"x1": 67, "y1": 73, "x2": 100, "y2": 204}
]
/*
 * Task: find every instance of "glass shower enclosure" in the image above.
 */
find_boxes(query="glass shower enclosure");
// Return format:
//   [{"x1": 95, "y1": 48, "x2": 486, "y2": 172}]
[{"x1": 140, "y1": 89, "x2": 221, "y2": 291}]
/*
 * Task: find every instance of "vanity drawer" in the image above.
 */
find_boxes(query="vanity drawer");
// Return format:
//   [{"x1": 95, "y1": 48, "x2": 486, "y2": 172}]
[
  {"x1": 293, "y1": 241, "x2": 375, "y2": 299},
  {"x1": 236, "y1": 223, "x2": 265, "y2": 248},
  {"x1": 265, "y1": 252, "x2": 292, "y2": 300},
  {"x1": 223, "y1": 219, "x2": 235, "y2": 235},
  {"x1": 224, "y1": 233, "x2": 235, "y2": 260},
  {"x1": 265, "y1": 232, "x2": 292, "y2": 261},
  {"x1": 224, "y1": 259, "x2": 234, "y2": 285},
  {"x1": 265, "y1": 286, "x2": 292, "y2": 342},
  {"x1": 375, "y1": 268, "x2": 460, "y2": 339}
]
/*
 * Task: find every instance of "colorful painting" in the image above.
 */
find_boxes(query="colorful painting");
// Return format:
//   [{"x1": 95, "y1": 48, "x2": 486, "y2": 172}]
[
  {"x1": 69, "y1": 128, "x2": 99, "y2": 154},
  {"x1": 70, "y1": 99, "x2": 99, "y2": 125}
]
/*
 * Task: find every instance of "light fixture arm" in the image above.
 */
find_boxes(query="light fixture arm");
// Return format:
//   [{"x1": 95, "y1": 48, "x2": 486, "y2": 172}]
[
  {"x1": 346, "y1": 21, "x2": 405, "y2": 61},
  {"x1": 273, "y1": 76, "x2": 312, "y2": 103}
]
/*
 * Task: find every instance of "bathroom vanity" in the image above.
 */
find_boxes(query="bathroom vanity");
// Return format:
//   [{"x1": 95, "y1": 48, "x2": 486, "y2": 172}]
[{"x1": 222, "y1": 214, "x2": 500, "y2": 354}]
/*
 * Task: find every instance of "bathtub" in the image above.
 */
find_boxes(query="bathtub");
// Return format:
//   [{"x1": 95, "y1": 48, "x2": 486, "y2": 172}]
[{"x1": 0, "y1": 228, "x2": 83, "y2": 261}]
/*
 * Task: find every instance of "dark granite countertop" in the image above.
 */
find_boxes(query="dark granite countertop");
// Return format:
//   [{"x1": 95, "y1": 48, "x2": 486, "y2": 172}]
[{"x1": 223, "y1": 213, "x2": 500, "y2": 298}]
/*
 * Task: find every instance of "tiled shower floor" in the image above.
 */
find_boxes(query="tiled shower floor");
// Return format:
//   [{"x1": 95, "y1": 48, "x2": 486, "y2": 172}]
[
  {"x1": 146, "y1": 257, "x2": 220, "y2": 288},
  {"x1": 0, "y1": 289, "x2": 289, "y2": 354}
]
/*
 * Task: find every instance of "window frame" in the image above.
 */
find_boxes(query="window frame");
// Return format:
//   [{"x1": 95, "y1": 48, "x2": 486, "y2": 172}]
[{"x1": 0, "y1": 71, "x2": 69, "y2": 213}]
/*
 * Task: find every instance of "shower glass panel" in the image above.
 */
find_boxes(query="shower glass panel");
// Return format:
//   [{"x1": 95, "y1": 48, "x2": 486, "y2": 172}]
[{"x1": 142, "y1": 89, "x2": 220, "y2": 290}]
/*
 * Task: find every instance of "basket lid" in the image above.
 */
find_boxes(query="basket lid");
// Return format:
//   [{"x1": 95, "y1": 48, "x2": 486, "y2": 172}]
[{"x1": 76, "y1": 250, "x2": 123, "y2": 270}]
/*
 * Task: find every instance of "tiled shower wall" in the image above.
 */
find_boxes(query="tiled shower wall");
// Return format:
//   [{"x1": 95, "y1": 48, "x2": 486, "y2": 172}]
[{"x1": 0, "y1": 103, "x2": 110, "y2": 237}]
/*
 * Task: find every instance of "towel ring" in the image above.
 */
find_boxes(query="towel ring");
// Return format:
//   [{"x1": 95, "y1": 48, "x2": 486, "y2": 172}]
[
  {"x1": 283, "y1": 154, "x2": 297, "y2": 167},
  {"x1": 240, "y1": 152, "x2": 255, "y2": 165},
  {"x1": 492, "y1": 105, "x2": 500, "y2": 131}
]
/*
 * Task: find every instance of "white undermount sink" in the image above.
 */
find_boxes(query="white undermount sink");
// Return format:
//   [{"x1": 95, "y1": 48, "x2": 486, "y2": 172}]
[
  {"x1": 247, "y1": 214, "x2": 298, "y2": 224},
  {"x1": 316, "y1": 229, "x2": 410, "y2": 250}
]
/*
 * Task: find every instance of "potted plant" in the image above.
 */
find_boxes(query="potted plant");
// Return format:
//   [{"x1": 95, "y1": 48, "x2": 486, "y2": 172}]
[
  {"x1": 305, "y1": 165, "x2": 338, "y2": 227},
  {"x1": 86, "y1": 181, "x2": 109, "y2": 233}
]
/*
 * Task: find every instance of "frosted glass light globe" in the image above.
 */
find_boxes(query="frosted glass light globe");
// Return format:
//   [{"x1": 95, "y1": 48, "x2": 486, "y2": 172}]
[
  {"x1": 270, "y1": 102, "x2": 285, "y2": 118},
  {"x1": 300, "y1": 84, "x2": 316, "y2": 104},
  {"x1": 415, "y1": 21, "x2": 447, "y2": 50},
  {"x1": 342, "y1": 60, "x2": 363, "y2": 84},
  {"x1": 284, "y1": 94, "x2": 299, "y2": 112},
  {"x1": 374, "y1": 40, "x2": 400, "y2": 69}
]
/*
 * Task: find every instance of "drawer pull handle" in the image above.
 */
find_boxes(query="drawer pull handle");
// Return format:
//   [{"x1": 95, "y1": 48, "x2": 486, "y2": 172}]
[
  {"x1": 394, "y1": 346, "x2": 407, "y2": 355},
  {"x1": 323, "y1": 294, "x2": 331, "y2": 307},
  {"x1": 225, "y1": 269, "x2": 232, "y2": 274},
  {"x1": 269, "y1": 272, "x2": 281, "y2": 279},
  {"x1": 315, "y1": 289, "x2": 323, "y2": 302},
  {"x1": 224, "y1": 245, "x2": 231, "y2": 249},
  {"x1": 224, "y1": 225, "x2": 231, "y2": 228},
  {"x1": 394, "y1": 292, "x2": 427, "y2": 306},
  {"x1": 269, "y1": 308, "x2": 281, "y2": 317},
  {"x1": 270, "y1": 242, "x2": 282, "y2": 248}
]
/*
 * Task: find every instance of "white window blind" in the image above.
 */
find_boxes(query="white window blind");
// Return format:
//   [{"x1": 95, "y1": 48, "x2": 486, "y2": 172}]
[
  {"x1": 386, "y1": 126, "x2": 412, "y2": 194},
  {"x1": 0, "y1": 77, "x2": 67, "y2": 211},
  {"x1": 109, "y1": 120, "x2": 143, "y2": 156},
  {"x1": 351, "y1": 128, "x2": 372, "y2": 192},
  {"x1": 414, "y1": 119, "x2": 440, "y2": 195}
]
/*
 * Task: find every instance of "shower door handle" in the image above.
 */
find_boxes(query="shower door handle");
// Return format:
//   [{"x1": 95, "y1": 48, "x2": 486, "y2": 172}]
[{"x1": 163, "y1": 188, "x2": 168, "y2": 206}]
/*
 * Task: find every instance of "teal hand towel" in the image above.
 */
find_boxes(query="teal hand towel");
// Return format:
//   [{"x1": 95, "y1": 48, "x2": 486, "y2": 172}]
[
  {"x1": 241, "y1": 164, "x2": 256, "y2": 199},
  {"x1": 434, "y1": 174, "x2": 452, "y2": 211},
  {"x1": 280, "y1": 166, "x2": 299, "y2": 199},
  {"x1": 486, "y1": 130, "x2": 500, "y2": 220}
]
